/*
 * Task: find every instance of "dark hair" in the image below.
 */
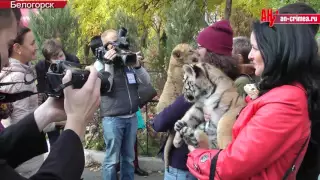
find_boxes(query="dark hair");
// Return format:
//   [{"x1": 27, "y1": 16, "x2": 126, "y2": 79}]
[
  {"x1": 279, "y1": 3, "x2": 319, "y2": 36},
  {"x1": 233, "y1": 36, "x2": 251, "y2": 64},
  {"x1": 42, "y1": 39, "x2": 63, "y2": 61},
  {"x1": 252, "y1": 21, "x2": 320, "y2": 178},
  {"x1": 202, "y1": 51, "x2": 240, "y2": 80},
  {"x1": 8, "y1": 27, "x2": 31, "y2": 57}
]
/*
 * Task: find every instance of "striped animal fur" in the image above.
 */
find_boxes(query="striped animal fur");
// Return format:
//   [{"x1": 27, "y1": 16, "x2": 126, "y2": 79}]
[{"x1": 173, "y1": 62, "x2": 246, "y2": 150}]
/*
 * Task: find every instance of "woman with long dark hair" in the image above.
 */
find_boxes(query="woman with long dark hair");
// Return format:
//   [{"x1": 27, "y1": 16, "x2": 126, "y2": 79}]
[{"x1": 184, "y1": 20, "x2": 320, "y2": 179}]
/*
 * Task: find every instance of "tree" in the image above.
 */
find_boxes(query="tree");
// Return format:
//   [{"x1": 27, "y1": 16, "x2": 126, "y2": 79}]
[
  {"x1": 70, "y1": 0, "x2": 111, "y2": 63},
  {"x1": 28, "y1": 6, "x2": 79, "y2": 61},
  {"x1": 106, "y1": 9, "x2": 141, "y2": 52},
  {"x1": 230, "y1": 7, "x2": 255, "y2": 37},
  {"x1": 164, "y1": 0, "x2": 207, "y2": 67},
  {"x1": 224, "y1": 0, "x2": 232, "y2": 20}
]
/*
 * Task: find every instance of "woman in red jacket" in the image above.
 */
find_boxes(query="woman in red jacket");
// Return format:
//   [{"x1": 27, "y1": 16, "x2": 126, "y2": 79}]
[{"x1": 184, "y1": 21, "x2": 320, "y2": 179}]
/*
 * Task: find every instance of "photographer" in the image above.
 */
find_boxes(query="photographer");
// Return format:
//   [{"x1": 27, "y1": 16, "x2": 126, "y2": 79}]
[
  {"x1": 36, "y1": 38, "x2": 80, "y2": 145},
  {"x1": 99, "y1": 29, "x2": 150, "y2": 180},
  {"x1": 0, "y1": 9, "x2": 101, "y2": 180}
]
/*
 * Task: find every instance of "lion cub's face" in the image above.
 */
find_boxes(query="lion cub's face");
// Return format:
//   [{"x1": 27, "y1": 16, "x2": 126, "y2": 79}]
[
  {"x1": 171, "y1": 44, "x2": 201, "y2": 66},
  {"x1": 182, "y1": 63, "x2": 225, "y2": 102}
]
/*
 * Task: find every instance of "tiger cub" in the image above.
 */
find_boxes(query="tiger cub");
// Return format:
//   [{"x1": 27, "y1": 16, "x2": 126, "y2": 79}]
[{"x1": 173, "y1": 62, "x2": 246, "y2": 149}]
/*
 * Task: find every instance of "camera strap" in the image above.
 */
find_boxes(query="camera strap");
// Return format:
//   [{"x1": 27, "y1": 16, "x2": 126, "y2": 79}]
[
  {"x1": 53, "y1": 81, "x2": 73, "y2": 93},
  {"x1": 0, "y1": 91, "x2": 39, "y2": 103},
  {"x1": 0, "y1": 77, "x2": 39, "y2": 103},
  {"x1": 0, "y1": 81, "x2": 73, "y2": 103}
]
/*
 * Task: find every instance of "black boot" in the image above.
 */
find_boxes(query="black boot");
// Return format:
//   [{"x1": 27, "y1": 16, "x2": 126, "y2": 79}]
[{"x1": 134, "y1": 167, "x2": 149, "y2": 176}]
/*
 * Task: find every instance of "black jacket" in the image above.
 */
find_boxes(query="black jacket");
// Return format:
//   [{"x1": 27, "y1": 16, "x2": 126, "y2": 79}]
[
  {"x1": 0, "y1": 113, "x2": 84, "y2": 180},
  {"x1": 100, "y1": 66, "x2": 140, "y2": 116}
]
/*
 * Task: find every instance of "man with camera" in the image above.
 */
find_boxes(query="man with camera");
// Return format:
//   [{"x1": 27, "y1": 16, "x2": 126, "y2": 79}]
[
  {"x1": 99, "y1": 29, "x2": 151, "y2": 180},
  {"x1": 0, "y1": 9, "x2": 101, "y2": 180}
]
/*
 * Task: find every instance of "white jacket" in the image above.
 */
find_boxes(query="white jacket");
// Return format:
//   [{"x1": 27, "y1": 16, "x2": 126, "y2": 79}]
[{"x1": 0, "y1": 58, "x2": 52, "y2": 177}]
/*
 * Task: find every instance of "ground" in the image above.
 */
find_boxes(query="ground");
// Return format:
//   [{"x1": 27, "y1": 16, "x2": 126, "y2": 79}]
[{"x1": 82, "y1": 168, "x2": 164, "y2": 180}]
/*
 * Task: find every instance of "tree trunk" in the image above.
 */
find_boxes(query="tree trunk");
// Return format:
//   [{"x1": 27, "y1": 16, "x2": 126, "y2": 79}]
[
  {"x1": 140, "y1": 27, "x2": 148, "y2": 48},
  {"x1": 224, "y1": 0, "x2": 232, "y2": 20}
]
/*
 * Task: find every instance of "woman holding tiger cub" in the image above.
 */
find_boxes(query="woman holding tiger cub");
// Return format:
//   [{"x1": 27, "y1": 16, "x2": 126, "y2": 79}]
[
  {"x1": 151, "y1": 20, "x2": 241, "y2": 180},
  {"x1": 186, "y1": 5, "x2": 320, "y2": 180}
]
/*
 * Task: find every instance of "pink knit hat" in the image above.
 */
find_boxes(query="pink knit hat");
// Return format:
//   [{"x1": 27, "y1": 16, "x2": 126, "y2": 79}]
[{"x1": 197, "y1": 20, "x2": 233, "y2": 56}]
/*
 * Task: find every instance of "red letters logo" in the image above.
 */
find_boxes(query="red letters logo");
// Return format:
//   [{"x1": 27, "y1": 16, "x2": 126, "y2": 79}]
[{"x1": 261, "y1": 9, "x2": 279, "y2": 27}]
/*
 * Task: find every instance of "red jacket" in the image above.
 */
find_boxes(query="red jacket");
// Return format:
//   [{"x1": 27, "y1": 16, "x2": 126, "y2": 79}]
[{"x1": 187, "y1": 84, "x2": 311, "y2": 180}]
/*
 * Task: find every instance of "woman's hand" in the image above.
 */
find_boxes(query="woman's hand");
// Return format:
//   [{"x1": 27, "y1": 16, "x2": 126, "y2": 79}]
[
  {"x1": 104, "y1": 48, "x2": 117, "y2": 61},
  {"x1": 34, "y1": 97, "x2": 66, "y2": 131},
  {"x1": 63, "y1": 66, "x2": 101, "y2": 138},
  {"x1": 188, "y1": 145, "x2": 196, "y2": 152}
]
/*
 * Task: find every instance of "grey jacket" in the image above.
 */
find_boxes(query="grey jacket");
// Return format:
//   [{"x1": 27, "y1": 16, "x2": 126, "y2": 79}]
[{"x1": 100, "y1": 65, "x2": 150, "y2": 117}]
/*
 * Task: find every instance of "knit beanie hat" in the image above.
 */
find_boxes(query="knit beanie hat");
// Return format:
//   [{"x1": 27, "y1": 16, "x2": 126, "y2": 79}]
[{"x1": 197, "y1": 20, "x2": 233, "y2": 56}]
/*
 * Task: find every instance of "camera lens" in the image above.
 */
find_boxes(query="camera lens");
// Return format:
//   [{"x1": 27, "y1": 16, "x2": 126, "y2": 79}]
[{"x1": 50, "y1": 64, "x2": 58, "y2": 73}]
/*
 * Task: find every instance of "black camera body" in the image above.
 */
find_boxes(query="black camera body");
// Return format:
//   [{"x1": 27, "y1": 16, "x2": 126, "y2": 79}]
[
  {"x1": 90, "y1": 27, "x2": 137, "y2": 66},
  {"x1": 46, "y1": 60, "x2": 110, "y2": 98}
]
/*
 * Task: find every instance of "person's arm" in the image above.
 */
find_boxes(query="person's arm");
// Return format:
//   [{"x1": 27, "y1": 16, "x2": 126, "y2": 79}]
[
  {"x1": 30, "y1": 129, "x2": 84, "y2": 180},
  {"x1": 65, "y1": 52, "x2": 80, "y2": 64},
  {"x1": 186, "y1": 92, "x2": 310, "y2": 179},
  {"x1": 151, "y1": 95, "x2": 193, "y2": 132},
  {"x1": 134, "y1": 66, "x2": 151, "y2": 85},
  {"x1": 234, "y1": 75, "x2": 251, "y2": 96},
  {"x1": 0, "y1": 113, "x2": 47, "y2": 168},
  {"x1": 0, "y1": 115, "x2": 84, "y2": 180}
]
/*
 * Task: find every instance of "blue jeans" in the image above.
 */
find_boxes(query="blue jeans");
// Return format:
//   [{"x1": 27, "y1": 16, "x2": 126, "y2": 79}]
[
  {"x1": 102, "y1": 115, "x2": 137, "y2": 180},
  {"x1": 164, "y1": 166, "x2": 197, "y2": 180}
]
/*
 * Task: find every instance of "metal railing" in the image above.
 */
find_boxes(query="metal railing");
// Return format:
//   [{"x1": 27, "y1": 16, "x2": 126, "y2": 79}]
[{"x1": 141, "y1": 99, "x2": 159, "y2": 156}]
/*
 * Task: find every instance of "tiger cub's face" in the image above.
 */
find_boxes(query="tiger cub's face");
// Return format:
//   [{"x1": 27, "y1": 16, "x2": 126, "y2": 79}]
[{"x1": 182, "y1": 63, "x2": 222, "y2": 103}]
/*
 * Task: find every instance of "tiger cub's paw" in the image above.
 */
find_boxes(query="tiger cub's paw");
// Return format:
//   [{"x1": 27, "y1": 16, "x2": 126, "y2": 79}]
[
  {"x1": 174, "y1": 120, "x2": 187, "y2": 132},
  {"x1": 173, "y1": 134, "x2": 184, "y2": 148},
  {"x1": 180, "y1": 127, "x2": 199, "y2": 147},
  {"x1": 244, "y1": 83, "x2": 259, "y2": 100}
]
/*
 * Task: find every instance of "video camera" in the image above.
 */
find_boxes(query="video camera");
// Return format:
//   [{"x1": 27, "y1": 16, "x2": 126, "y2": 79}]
[
  {"x1": 90, "y1": 27, "x2": 137, "y2": 66},
  {"x1": 45, "y1": 60, "x2": 111, "y2": 98}
]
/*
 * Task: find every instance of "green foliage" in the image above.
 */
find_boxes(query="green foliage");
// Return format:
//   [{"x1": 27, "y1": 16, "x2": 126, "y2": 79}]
[
  {"x1": 70, "y1": 0, "x2": 111, "y2": 61},
  {"x1": 29, "y1": 6, "x2": 79, "y2": 61},
  {"x1": 230, "y1": 7, "x2": 254, "y2": 37},
  {"x1": 164, "y1": 0, "x2": 206, "y2": 67},
  {"x1": 142, "y1": 37, "x2": 164, "y2": 71},
  {"x1": 106, "y1": 9, "x2": 141, "y2": 52}
]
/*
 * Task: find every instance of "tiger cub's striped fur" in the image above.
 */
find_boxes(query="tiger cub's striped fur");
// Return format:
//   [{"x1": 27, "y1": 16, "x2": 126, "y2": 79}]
[{"x1": 173, "y1": 62, "x2": 246, "y2": 149}]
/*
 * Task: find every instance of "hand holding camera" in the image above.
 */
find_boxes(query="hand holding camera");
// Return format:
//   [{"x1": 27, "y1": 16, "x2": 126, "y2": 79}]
[
  {"x1": 34, "y1": 66, "x2": 101, "y2": 138},
  {"x1": 63, "y1": 66, "x2": 101, "y2": 138},
  {"x1": 104, "y1": 48, "x2": 117, "y2": 61},
  {"x1": 91, "y1": 27, "x2": 139, "y2": 67},
  {"x1": 45, "y1": 60, "x2": 111, "y2": 98}
]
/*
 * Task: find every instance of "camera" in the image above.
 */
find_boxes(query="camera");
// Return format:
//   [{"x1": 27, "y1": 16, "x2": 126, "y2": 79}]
[
  {"x1": 45, "y1": 60, "x2": 111, "y2": 98},
  {"x1": 89, "y1": 27, "x2": 137, "y2": 66}
]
